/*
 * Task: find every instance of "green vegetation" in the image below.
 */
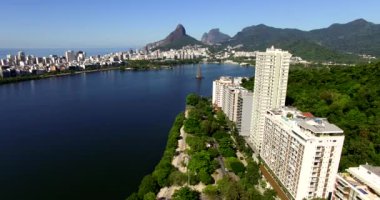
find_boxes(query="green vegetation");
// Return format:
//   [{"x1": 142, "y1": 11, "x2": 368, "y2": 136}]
[
  {"x1": 126, "y1": 113, "x2": 185, "y2": 200},
  {"x1": 172, "y1": 187, "x2": 200, "y2": 200},
  {"x1": 241, "y1": 62, "x2": 380, "y2": 170},
  {"x1": 153, "y1": 35, "x2": 203, "y2": 51},
  {"x1": 287, "y1": 62, "x2": 380, "y2": 169},
  {"x1": 128, "y1": 94, "x2": 277, "y2": 199},
  {"x1": 126, "y1": 59, "x2": 200, "y2": 70},
  {"x1": 225, "y1": 157, "x2": 245, "y2": 176}
]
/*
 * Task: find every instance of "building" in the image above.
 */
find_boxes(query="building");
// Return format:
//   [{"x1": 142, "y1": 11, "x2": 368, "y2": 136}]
[
  {"x1": 65, "y1": 50, "x2": 76, "y2": 62},
  {"x1": 250, "y1": 46, "x2": 292, "y2": 152},
  {"x1": 212, "y1": 76, "x2": 253, "y2": 136},
  {"x1": 17, "y1": 51, "x2": 26, "y2": 62},
  {"x1": 334, "y1": 165, "x2": 380, "y2": 200},
  {"x1": 212, "y1": 76, "x2": 243, "y2": 108},
  {"x1": 236, "y1": 89, "x2": 253, "y2": 136},
  {"x1": 260, "y1": 107, "x2": 344, "y2": 200}
]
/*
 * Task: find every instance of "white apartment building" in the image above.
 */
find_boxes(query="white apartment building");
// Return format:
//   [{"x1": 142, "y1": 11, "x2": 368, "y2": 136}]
[
  {"x1": 65, "y1": 50, "x2": 76, "y2": 62},
  {"x1": 260, "y1": 107, "x2": 344, "y2": 200},
  {"x1": 250, "y1": 46, "x2": 292, "y2": 152},
  {"x1": 212, "y1": 76, "x2": 243, "y2": 108},
  {"x1": 236, "y1": 89, "x2": 253, "y2": 136},
  {"x1": 222, "y1": 86, "x2": 240, "y2": 122},
  {"x1": 212, "y1": 76, "x2": 253, "y2": 136},
  {"x1": 334, "y1": 165, "x2": 380, "y2": 200}
]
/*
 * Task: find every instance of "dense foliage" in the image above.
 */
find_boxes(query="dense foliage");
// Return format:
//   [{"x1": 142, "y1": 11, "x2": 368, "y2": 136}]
[
  {"x1": 287, "y1": 62, "x2": 380, "y2": 169},
  {"x1": 172, "y1": 187, "x2": 200, "y2": 200},
  {"x1": 221, "y1": 19, "x2": 380, "y2": 63},
  {"x1": 241, "y1": 62, "x2": 380, "y2": 169}
]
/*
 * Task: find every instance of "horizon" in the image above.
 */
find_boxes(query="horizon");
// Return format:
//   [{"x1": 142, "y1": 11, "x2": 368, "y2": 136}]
[{"x1": 1, "y1": 0, "x2": 380, "y2": 48}]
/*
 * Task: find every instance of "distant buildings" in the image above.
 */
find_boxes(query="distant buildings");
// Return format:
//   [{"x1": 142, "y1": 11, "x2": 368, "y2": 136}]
[
  {"x1": 65, "y1": 50, "x2": 76, "y2": 62},
  {"x1": 334, "y1": 165, "x2": 380, "y2": 200},
  {"x1": 261, "y1": 107, "x2": 345, "y2": 200},
  {"x1": 212, "y1": 76, "x2": 253, "y2": 136},
  {"x1": 250, "y1": 46, "x2": 292, "y2": 152}
]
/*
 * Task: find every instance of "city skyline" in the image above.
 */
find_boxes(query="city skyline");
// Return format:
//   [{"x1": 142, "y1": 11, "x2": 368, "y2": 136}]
[{"x1": 1, "y1": 0, "x2": 380, "y2": 48}]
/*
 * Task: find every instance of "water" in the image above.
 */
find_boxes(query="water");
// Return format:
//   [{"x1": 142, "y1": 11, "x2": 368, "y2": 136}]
[{"x1": 0, "y1": 64, "x2": 253, "y2": 200}]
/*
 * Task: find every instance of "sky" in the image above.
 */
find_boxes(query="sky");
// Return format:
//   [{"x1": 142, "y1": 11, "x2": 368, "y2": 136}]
[{"x1": 0, "y1": 0, "x2": 379, "y2": 48}]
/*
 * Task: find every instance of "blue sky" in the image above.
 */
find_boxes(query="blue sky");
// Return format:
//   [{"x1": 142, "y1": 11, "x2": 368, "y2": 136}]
[{"x1": 1, "y1": 0, "x2": 379, "y2": 48}]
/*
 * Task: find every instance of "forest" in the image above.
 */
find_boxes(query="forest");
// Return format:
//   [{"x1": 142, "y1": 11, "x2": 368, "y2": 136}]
[{"x1": 243, "y1": 62, "x2": 380, "y2": 170}]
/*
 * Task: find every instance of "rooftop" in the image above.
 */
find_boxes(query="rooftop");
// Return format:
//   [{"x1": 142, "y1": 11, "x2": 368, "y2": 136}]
[
  {"x1": 267, "y1": 107, "x2": 344, "y2": 138},
  {"x1": 339, "y1": 164, "x2": 380, "y2": 198}
]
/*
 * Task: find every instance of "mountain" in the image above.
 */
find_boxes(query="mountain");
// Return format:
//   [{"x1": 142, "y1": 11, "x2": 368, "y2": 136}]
[
  {"x1": 223, "y1": 19, "x2": 380, "y2": 62},
  {"x1": 201, "y1": 28, "x2": 231, "y2": 45},
  {"x1": 308, "y1": 19, "x2": 380, "y2": 56},
  {"x1": 146, "y1": 24, "x2": 202, "y2": 50}
]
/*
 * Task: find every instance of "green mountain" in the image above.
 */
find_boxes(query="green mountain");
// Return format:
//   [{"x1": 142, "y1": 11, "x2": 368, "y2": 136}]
[
  {"x1": 308, "y1": 19, "x2": 380, "y2": 56},
  {"x1": 146, "y1": 24, "x2": 202, "y2": 51},
  {"x1": 224, "y1": 19, "x2": 380, "y2": 62}
]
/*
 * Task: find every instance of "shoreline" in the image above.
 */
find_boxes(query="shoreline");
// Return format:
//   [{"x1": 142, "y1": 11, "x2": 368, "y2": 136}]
[{"x1": 0, "y1": 60, "x2": 202, "y2": 85}]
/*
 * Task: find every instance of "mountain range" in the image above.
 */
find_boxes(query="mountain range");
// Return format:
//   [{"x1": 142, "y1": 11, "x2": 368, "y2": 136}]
[
  {"x1": 145, "y1": 19, "x2": 380, "y2": 62},
  {"x1": 201, "y1": 28, "x2": 231, "y2": 45}
]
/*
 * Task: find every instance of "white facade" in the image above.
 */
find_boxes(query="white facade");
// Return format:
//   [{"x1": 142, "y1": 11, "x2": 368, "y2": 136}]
[
  {"x1": 212, "y1": 76, "x2": 253, "y2": 136},
  {"x1": 260, "y1": 107, "x2": 344, "y2": 200},
  {"x1": 236, "y1": 89, "x2": 253, "y2": 136},
  {"x1": 65, "y1": 50, "x2": 76, "y2": 62},
  {"x1": 334, "y1": 165, "x2": 380, "y2": 200},
  {"x1": 250, "y1": 46, "x2": 291, "y2": 152},
  {"x1": 212, "y1": 76, "x2": 243, "y2": 108}
]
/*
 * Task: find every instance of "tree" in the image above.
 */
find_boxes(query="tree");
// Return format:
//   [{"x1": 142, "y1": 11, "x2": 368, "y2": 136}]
[
  {"x1": 203, "y1": 185, "x2": 218, "y2": 199},
  {"x1": 172, "y1": 187, "x2": 200, "y2": 200},
  {"x1": 199, "y1": 168, "x2": 214, "y2": 185},
  {"x1": 138, "y1": 175, "x2": 158, "y2": 199},
  {"x1": 168, "y1": 171, "x2": 187, "y2": 185},
  {"x1": 186, "y1": 93, "x2": 200, "y2": 106},
  {"x1": 143, "y1": 192, "x2": 156, "y2": 200}
]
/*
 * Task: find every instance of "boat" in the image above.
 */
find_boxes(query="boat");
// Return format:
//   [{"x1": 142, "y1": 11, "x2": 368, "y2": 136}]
[{"x1": 196, "y1": 64, "x2": 203, "y2": 79}]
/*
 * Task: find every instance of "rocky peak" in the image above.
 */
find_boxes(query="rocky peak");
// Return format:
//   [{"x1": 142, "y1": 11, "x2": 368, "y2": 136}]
[{"x1": 201, "y1": 28, "x2": 230, "y2": 45}]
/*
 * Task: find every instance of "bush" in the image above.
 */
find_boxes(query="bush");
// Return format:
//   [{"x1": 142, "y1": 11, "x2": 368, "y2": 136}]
[
  {"x1": 226, "y1": 157, "x2": 245, "y2": 176},
  {"x1": 172, "y1": 187, "x2": 200, "y2": 200},
  {"x1": 186, "y1": 93, "x2": 200, "y2": 106},
  {"x1": 138, "y1": 175, "x2": 158, "y2": 199},
  {"x1": 203, "y1": 185, "x2": 218, "y2": 198},
  {"x1": 199, "y1": 169, "x2": 214, "y2": 185},
  {"x1": 143, "y1": 192, "x2": 156, "y2": 200},
  {"x1": 168, "y1": 171, "x2": 187, "y2": 186}
]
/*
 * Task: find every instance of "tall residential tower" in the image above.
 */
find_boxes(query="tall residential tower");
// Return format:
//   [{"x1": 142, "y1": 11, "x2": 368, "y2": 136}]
[{"x1": 250, "y1": 46, "x2": 292, "y2": 151}]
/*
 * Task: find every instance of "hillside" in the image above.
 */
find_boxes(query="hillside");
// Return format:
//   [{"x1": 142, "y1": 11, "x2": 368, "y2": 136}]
[
  {"x1": 223, "y1": 19, "x2": 380, "y2": 62},
  {"x1": 146, "y1": 24, "x2": 202, "y2": 50}
]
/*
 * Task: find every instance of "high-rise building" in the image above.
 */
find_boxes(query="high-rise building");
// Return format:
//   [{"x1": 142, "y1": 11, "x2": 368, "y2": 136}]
[
  {"x1": 65, "y1": 50, "x2": 76, "y2": 62},
  {"x1": 212, "y1": 76, "x2": 243, "y2": 108},
  {"x1": 236, "y1": 89, "x2": 253, "y2": 136},
  {"x1": 76, "y1": 51, "x2": 86, "y2": 62},
  {"x1": 17, "y1": 51, "x2": 26, "y2": 62},
  {"x1": 250, "y1": 46, "x2": 291, "y2": 152},
  {"x1": 212, "y1": 76, "x2": 253, "y2": 136},
  {"x1": 261, "y1": 107, "x2": 344, "y2": 200},
  {"x1": 333, "y1": 165, "x2": 380, "y2": 200}
]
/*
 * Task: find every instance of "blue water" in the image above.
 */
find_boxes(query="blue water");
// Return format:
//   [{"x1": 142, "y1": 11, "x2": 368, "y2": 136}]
[
  {"x1": 0, "y1": 64, "x2": 253, "y2": 200},
  {"x1": 0, "y1": 48, "x2": 134, "y2": 58}
]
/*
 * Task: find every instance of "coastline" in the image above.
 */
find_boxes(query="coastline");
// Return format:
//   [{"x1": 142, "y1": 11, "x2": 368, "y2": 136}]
[
  {"x1": 126, "y1": 94, "x2": 275, "y2": 200},
  {"x1": 0, "y1": 59, "x2": 201, "y2": 85}
]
